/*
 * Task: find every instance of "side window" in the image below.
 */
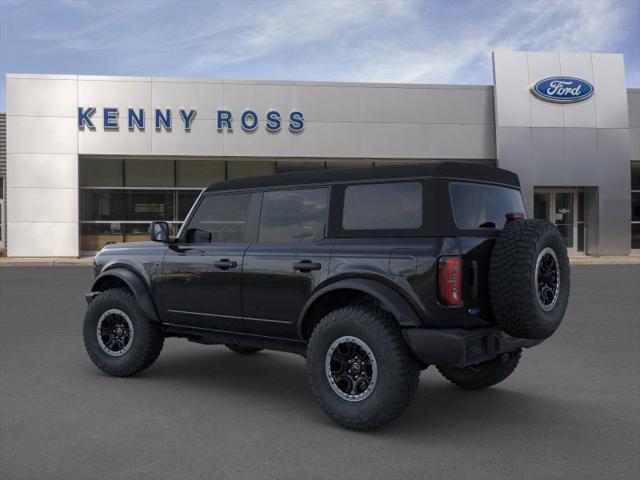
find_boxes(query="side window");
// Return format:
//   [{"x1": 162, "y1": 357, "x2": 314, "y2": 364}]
[
  {"x1": 343, "y1": 182, "x2": 422, "y2": 230},
  {"x1": 259, "y1": 188, "x2": 328, "y2": 243},
  {"x1": 184, "y1": 193, "x2": 254, "y2": 243}
]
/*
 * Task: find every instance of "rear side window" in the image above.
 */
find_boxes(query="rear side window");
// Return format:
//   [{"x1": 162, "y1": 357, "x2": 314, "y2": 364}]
[
  {"x1": 185, "y1": 193, "x2": 254, "y2": 243},
  {"x1": 259, "y1": 188, "x2": 328, "y2": 243},
  {"x1": 449, "y1": 182, "x2": 525, "y2": 229},
  {"x1": 342, "y1": 182, "x2": 422, "y2": 230}
]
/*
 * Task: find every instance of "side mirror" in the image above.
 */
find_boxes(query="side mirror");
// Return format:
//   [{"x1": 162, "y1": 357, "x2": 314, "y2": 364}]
[{"x1": 150, "y1": 221, "x2": 170, "y2": 243}]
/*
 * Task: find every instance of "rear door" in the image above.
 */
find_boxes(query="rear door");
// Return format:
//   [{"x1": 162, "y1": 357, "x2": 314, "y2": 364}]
[
  {"x1": 241, "y1": 187, "x2": 332, "y2": 338},
  {"x1": 161, "y1": 191, "x2": 260, "y2": 331}
]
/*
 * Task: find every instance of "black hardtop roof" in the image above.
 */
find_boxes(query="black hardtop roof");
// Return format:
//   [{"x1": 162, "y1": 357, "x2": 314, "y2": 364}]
[{"x1": 204, "y1": 162, "x2": 520, "y2": 193}]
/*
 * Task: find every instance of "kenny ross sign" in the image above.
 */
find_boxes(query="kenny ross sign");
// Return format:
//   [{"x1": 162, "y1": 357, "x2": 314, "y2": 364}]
[{"x1": 77, "y1": 107, "x2": 305, "y2": 133}]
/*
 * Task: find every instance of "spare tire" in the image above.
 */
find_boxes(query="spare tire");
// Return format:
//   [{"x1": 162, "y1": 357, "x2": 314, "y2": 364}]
[{"x1": 489, "y1": 219, "x2": 570, "y2": 340}]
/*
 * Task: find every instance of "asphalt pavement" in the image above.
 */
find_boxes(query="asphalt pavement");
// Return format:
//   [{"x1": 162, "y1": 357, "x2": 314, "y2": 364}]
[{"x1": 1, "y1": 265, "x2": 639, "y2": 480}]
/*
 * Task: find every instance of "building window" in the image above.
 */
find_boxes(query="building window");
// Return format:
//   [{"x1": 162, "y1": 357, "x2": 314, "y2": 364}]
[
  {"x1": 80, "y1": 158, "x2": 199, "y2": 252},
  {"x1": 632, "y1": 162, "x2": 640, "y2": 250},
  {"x1": 79, "y1": 157, "x2": 380, "y2": 252}
]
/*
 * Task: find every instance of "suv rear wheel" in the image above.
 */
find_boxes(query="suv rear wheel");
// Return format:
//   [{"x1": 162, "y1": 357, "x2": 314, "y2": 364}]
[
  {"x1": 306, "y1": 304, "x2": 420, "y2": 431},
  {"x1": 437, "y1": 349, "x2": 521, "y2": 390},
  {"x1": 83, "y1": 288, "x2": 164, "y2": 377}
]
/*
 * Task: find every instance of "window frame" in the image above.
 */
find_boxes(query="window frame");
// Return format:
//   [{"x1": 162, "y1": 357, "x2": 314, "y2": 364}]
[
  {"x1": 256, "y1": 186, "x2": 331, "y2": 244},
  {"x1": 178, "y1": 191, "x2": 261, "y2": 245}
]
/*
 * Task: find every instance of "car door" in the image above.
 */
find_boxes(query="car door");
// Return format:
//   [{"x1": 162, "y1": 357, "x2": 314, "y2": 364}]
[
  {"x1": 241, "y1": 187, "x2": 333, "y2": 338},
  {"x1": 160, "y1": 191, "x2": 260, "y2": 331}
]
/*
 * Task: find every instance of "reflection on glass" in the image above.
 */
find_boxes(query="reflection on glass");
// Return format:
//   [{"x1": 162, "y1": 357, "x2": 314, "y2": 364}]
[
  {"x1": 228, "y1": 161, "x2": 275, "y2": 179},
  {"x1": 631, "y1": 162, "x2": 640, "y2": 191},
  {"x1": 344, "y1": 182, "x2": 422, "y2": 230},
  {"x1": 260, "y1": 188, "x2": 328, "y2": 242},
  {"x1": 185, "y1": 193, "x2": 254, "y2": 243},
  {"x1": 176, "y1": 160, "x2": 225, "y2": 187},
  {"x1": 80, "y1": 158, "x2": 123, "y2": 187},
  {"x1": 534, "y1": 193, "x2": 549, "y2": 220},
  {"x1": 128, "y1": 190, "x2": 174, "y2": 221},
  {"x1": 554, "y1": 193, "x2": 574, "y2": 248},
  {"x1": 632, "y1": 224, "x2": 640, "y2": 249},
  {"x1": 80, "y1": 223, "x2": 124, "y2": 251},
  {"x1": 125, "y1": 159, "x2": 175, "y2": 187},
  {"x1": 450, "y1": 183, "x2": 525, "y2": 230}
]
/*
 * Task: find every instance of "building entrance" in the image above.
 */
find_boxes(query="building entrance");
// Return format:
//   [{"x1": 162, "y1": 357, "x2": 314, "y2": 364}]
[{"x1": 533, "y1": 189, "x2": 587, "y2": 254}]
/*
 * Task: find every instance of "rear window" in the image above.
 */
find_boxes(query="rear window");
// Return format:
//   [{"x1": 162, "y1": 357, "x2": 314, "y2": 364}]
[
  {"x1": 449, "y1": 182, "x2": 525, "y2": 230},
  {"x1": 343, "y1": 182, "x2": 422, "y2": 230}
]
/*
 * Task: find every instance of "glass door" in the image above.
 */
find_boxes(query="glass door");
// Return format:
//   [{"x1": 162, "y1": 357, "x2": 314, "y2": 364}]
[
  {"x1": 553, "y1": 192, "x2": 575, "y2": 251},
  {"x1": 533, "y1": 189, "x2": 581, "y2": 254}
]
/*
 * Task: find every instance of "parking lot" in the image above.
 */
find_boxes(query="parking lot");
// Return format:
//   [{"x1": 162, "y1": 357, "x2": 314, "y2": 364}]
[{"x1": 1, "y1": 265, "x2": 638, "y2": 480}]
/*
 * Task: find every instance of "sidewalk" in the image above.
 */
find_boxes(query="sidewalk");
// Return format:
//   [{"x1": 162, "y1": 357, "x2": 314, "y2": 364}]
[
  {"x1": 1, "y1": 255, "x2": 639, "y2": 267},
  {"x1": 0, "y1": 257, "x2": 95, "y2": 266}
]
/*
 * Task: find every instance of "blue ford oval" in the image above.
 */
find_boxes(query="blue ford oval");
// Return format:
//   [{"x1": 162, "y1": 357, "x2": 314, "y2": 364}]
[{"x1": 531, "y1": 77, "x2": 594, "y2": 103}]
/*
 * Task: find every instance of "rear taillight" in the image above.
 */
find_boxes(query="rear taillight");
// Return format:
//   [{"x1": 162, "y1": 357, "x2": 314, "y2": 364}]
[{"x1": 438, "y1": 256, "x2": 462, "y2": 306}]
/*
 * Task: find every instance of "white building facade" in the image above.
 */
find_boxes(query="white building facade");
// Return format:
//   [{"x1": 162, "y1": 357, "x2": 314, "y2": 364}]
[{"x1": 3, "y1": 51, "x2": 639, "y2": 257}]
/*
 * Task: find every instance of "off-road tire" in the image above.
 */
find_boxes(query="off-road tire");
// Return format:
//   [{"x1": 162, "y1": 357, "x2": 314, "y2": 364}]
[
  {"x1": 306, "y1": 304, "x2": 420, "y2": 431},
  {"x1": 489, "y1": 219, "x2": 570, "y2": 340},
  {"x1": 225, "y1": 344, "x2": 263, "y2": 355},
  {"x1": 437, "y1": 349, "x2": 521, "y2": 390},
  {"x1": 83, "y1": 288, "x2": 164, "y2": 377}
]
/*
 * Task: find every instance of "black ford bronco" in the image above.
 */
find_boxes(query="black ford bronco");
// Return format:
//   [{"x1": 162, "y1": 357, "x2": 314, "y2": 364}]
[{"x1": 83, "y1": 163, "x2": 570, "y2": 430}]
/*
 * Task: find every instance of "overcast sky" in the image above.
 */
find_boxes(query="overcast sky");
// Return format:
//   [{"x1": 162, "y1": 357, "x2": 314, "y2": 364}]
[{"x1": 1, "y1": 0, "x2": 639, "y2": 111}]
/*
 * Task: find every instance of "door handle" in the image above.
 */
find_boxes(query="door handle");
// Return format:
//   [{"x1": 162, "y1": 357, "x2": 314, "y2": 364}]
[
  {"x1": 214, "y1": 259, "x2": 238, "y2": 270},
  {"x1": 293, "y1": 260, "x2": 322, "y2": 272}
]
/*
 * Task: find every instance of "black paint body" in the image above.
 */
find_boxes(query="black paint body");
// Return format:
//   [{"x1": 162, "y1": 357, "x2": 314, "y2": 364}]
[{"x1": 90, "y1": 163, "x2": 538, "y2": 365}]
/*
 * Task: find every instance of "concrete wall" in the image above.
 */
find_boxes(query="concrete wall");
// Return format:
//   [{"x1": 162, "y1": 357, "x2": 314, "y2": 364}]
[
  {"x1": 6, "y1": 75, "x2": 79, "y2": 256},
  {"x1": 493, "y1": 52, "x2": 631, "y2": 255},
  {"x1": 6, "y1": 74, "x2": 496, "y2": 256},
  {"x1": 73, "y1": 77, "x2": 495, "y2": 159}
]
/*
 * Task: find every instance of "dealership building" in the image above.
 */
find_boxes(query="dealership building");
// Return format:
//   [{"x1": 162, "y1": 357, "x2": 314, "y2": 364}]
[{"x1": 1, "y1": 51, "x2": 639, "y2": 257}]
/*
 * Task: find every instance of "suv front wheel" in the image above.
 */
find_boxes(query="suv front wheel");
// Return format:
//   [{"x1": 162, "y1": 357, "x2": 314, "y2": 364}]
[
  {"x1": 306, "y1": 304, "x2": 420, "y2": 431},
  {"x1": 83, "y1": 288, "x2": 164, "y2": 377}
]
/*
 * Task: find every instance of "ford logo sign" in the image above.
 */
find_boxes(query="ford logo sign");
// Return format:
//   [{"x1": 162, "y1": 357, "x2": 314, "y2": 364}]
[{"x1": 531, "y1": 77, "x2": 594, "y2": 103}]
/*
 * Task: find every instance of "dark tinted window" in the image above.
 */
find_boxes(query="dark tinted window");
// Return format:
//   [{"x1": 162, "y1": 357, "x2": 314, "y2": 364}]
[
  {"x1": 343, "y1": 182, "x2": 422, "y2": 230},
  {"x1": 185, "y1": 193, "x2": 254, "y2": 243},
  {"x1": 450, "y1": 182, "x2": 525, "y2": 229},
  {"x1": 631, "y1": 162, "x2": 640, "y2": 191},
  {"x1": 259, "y1": 188, "x2": 328, "y2": 243}
]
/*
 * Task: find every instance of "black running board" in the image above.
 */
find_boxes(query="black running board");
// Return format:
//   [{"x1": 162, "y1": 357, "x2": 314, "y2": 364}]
[{"x1": 162, "y1": 323, "x2": 307, "y2": 356}]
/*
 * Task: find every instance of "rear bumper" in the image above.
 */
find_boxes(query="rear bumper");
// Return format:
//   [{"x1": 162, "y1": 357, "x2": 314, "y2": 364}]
[{"x1": 403, "y1": 327, "x2": 541, "y2": 368}]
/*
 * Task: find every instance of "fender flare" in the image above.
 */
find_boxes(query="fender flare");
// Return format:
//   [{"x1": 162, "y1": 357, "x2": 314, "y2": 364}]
[
  {"x1": 91, "y1": 267, "x2": 160, "y2": 322},
  {"x1": 298, "y1": 278, "x2": 422, "y2": 338}
]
